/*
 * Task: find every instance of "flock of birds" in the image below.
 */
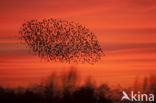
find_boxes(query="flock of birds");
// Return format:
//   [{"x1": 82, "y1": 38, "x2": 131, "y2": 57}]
[{"x1": 19, "y1": 18, "x2": 104, "y2": 64}]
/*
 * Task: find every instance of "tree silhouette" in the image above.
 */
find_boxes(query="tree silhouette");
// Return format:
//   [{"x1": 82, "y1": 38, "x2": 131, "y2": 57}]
[
  {"x1": 0, "y1": 70, "x2": 156, "y2": 103},
  {"x1": 19, "y1": 18, "x2": 104, "y2": 64}
]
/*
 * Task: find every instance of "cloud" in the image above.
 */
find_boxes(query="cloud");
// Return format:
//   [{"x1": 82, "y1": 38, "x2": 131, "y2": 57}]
[{"x1": 102, "y1": 42, "x2": 156, "y2": 52}]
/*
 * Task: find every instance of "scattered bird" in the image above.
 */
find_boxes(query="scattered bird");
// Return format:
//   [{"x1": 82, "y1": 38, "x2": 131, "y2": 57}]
[{"x1": 19, "y1": 18, "x2": 104, "y2": 64}]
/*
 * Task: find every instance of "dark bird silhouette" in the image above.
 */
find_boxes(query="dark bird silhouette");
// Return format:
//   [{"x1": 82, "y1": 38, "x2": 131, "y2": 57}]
[{"x1": 19, "y1": 18, "x2": 104, "y2": 64}]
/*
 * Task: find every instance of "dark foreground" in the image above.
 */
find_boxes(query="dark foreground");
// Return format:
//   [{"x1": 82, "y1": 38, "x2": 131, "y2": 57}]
[{"x1": 0, "y1": 68, "x2": 156, "y2": 103}]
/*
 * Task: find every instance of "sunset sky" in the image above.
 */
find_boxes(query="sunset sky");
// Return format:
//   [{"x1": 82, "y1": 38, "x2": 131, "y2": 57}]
[{"x1": 0, "y1": 0, "x2": 156, "y2": 87}]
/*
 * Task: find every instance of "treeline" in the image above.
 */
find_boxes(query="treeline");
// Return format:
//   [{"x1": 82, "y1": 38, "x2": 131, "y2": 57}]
[{"x1": 0, "y1": 67, "x2": 155, "y2": 103}]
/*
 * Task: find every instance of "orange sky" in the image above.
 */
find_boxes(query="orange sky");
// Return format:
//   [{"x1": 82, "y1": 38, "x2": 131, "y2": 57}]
[{"x1": 0, "y1": 0, "x2": 156, "y2": 88}]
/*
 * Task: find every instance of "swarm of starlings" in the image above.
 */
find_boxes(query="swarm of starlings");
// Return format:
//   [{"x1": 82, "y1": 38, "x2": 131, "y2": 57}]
[{"x1": 19, "y1": 18, "x2": 104, "y2": 64}]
